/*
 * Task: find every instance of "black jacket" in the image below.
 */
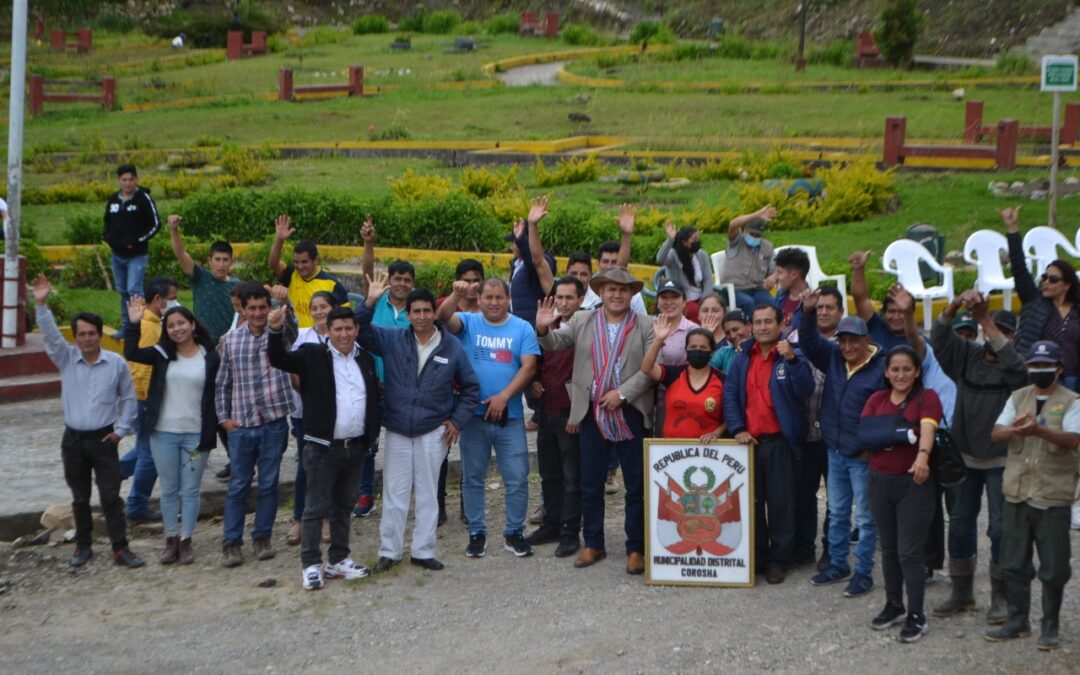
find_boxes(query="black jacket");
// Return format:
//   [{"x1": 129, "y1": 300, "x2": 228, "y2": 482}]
[
  {"x1": 267, "y1": 330, "x2": 382, "y2": 447},
  {"x1": 1008, "y1": 230, "x2": 1052, "y2": 356},
  {"x1": 103, "y1": 187, "x2": 161, "y2": 258},
  {"x1": 123, "y1": 324, "x2": 221, "y2": 451}
]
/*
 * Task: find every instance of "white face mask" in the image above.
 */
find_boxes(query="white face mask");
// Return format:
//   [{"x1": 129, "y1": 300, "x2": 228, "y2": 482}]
[{"x1": 166, "y1": 300, "x2": 181, "y2": 310}]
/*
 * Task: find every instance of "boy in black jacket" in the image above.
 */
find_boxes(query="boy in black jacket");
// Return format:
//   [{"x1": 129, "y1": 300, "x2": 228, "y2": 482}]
[
  {"x1": 268, "y1": 306, "x2": 382, "y2": 591},
  {"x1": 103, "y1": 164, "x2": 161, "y2": 335}
]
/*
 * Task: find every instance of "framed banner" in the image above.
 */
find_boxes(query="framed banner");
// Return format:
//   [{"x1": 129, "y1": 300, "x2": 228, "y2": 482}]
[{"x1": 644, "y1": 439, "x2": 755, "y2": 587}]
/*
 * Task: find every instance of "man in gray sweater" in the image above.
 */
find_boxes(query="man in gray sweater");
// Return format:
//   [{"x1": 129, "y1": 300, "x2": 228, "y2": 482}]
[{"x1": 929, "y1": 289, "x2": 1028, "y2": 624}]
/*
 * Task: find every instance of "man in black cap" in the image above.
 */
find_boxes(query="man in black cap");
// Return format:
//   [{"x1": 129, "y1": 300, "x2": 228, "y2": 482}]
[
  {"x1": 931, "y1": 290, "x2": 1028, "y2": 624},
  {"x1": 987, "y1": 340, "x2": 1080, "y2": 650}
]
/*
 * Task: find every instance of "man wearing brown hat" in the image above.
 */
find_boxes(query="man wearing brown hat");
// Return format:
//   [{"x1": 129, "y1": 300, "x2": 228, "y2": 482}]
[
  {"x1": 987, "y1": 340, "x2": 1080, "y2": 650},
  {"x1": 535, "y1": 268, "x2": 656, "y2": 574},
  {"x1": 931, "y1": 290, "x2": 1028, "y2": 625}
]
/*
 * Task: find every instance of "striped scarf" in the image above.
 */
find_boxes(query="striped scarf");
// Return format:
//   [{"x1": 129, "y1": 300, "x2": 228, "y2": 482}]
[{"x1": 591, "y1": 309, "x2": 636, "y2": 441}]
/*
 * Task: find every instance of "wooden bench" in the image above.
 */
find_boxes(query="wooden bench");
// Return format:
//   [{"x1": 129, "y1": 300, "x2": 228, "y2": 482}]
[
  {"x1": 854, "y1": 30, "x2": 884, "y2": 68},
  {"x1": 519, "y1": 11, "x2": 558, "y2": 38},
  {"x1": 49, "y1": 28, "x2": 91, "y2": 54},
  {"x1": 883, "y1": 116, "x2": 1018, "y2": 170},
  {"x1": 28, "y1": 74, "x2": 116, "y2": 116},
  {"x1": 278, "y1": 66, "x2": 364, "y2": 102},
  {"x1": 964, "y1": 100, "x2": 1080, "y2": 145},
  {"x1": 226, "y1": 30, "x2": 267, "y2": 60}
]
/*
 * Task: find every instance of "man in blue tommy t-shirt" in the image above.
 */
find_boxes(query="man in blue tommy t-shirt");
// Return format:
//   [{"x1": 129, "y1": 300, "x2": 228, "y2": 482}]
[{"x1": 438, "y1": 278, "x2": 539, "y2": 559}]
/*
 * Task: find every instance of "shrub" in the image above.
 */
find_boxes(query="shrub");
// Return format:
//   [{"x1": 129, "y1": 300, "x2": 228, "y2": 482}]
[
  {"x1": 368, "y1": 124, "x2": 411, "y2": 141},
  {"x1": 483, "y1": 13, "x2": 519, "y2": 35},
  {"x1": 629, "y1": 21, "x2": 675, "y2": 47},
  {"x1": 874, "y1": 0, "x2": 923, "y2": 68},
  {"x1": 807, "y1": 38, "x2": 854, "y2": 67},
  {"x1": 423, "y1": 10, "x2": 461, "y2": 35},
  {"x1": 458, "y1": 21, "x2": 481, "y2": 35},
  {"x1": 714, "y1": 35, "x2": 754, "y2": 60},
  {"x1": 64, "y1": 213, "x2": 100, "y2": 245},
  {"x1": 537, "y1": 203, "x2": 616, "y2": 258},
  {"x1": 671, "y1": 43, "x2": 716, "y2": 62},
  {"x1": 596, "y1": 52, "x2": 636, "y2": 69},
  {"x1": 61, "y1": 244, "x2": 113, "y2": 289},
  {"x1": 399, "y1": 9, "x2": 426, "y2": 32},
  {"x1": 395, "y1": 192, "x2": 503, "y2": 252},
  {"x1": 534, "y1": 155, "x2": 603, "y2": 187},
  {"x1": 561, "y1": 24, "x2": 604, "y2": 47},
  {"x1": 233, "y1": 236, "x2": 284, "y2": 286},
  {"x1": 460, "y1": 165, "x2": 520, "y2": 199},
  {"x1": 221, "y1": 145, "x2": 271, "y2": 187},
  {"x1": 352, "y1": 14, "x2": 390, "y2": 35},
  {"x1": 1, "y1": 238, "x2": 49, "y2": 282},
  {"x1": 413, "y1": 261, "x2": 459, "y2": 298},
  {"x1": 997, "y1": 51, "x2": 1034, "y2": 75},
  {"x1": 389, "y1": 169, "x2": 454, "y2": 204},
  {"x1": 94, "y1": 11, "x2": 136, "y2": 33},
  {"x1": 151, "y1": 6, "x2": 284, "y2": 48},
  {"x1": 300, "y1": 26, "x2": 350, "y2": 47}
]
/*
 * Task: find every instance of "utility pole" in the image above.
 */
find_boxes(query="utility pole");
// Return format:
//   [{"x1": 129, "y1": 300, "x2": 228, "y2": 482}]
[
  {"x1": 796, "y1": 1, "x2": 809, "y2": 72},
  {"x1": 2, "y1": 0, "x2": 27, "y2": 349}
]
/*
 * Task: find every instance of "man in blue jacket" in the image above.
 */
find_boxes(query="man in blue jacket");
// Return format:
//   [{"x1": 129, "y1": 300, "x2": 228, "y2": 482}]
[
  {"x1": 355, "y1": 279, "x2": 480, "y2": 572},
  {"x1": 798, "y1": 289, "x2": 886, "y2": 598},
  {"x1": 723, "y1": 304, "x2": 815, "y2": 584}
]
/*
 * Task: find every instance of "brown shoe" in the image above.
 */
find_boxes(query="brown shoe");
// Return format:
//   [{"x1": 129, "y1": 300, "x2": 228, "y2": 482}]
[
  {"x1": 626, "y1": 551, "x2": 645, "y2": 575},
  {"x1": 286, "y1": 520, "x2": 301, "y2": 546},
  {"x1": 178, "y1": 538, "x2": 195, "y2": 565},
  {"x1": 574, "y1": 547, "x2": 607, "y2": 568},
  {"x1": 159, "y1": 536, "x2": 179, "y2": 565}
]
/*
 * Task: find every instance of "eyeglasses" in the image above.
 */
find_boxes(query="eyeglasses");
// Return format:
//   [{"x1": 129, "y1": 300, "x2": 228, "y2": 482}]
[{"x1": 1041, "y1": 274, "x2": 1064, "y2": 284}]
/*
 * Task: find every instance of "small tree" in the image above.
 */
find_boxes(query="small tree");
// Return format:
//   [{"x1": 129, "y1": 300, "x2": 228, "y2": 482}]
[{"x1": 874, "y1": 0, "x2": 923, "y2": 68}]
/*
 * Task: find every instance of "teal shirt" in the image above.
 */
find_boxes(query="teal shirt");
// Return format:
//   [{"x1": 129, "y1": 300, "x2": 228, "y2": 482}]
[
  {"x1": 370, "y1": 292, "x2": 412, "y2": 381},
  {"x1": 710, "y1": 345, "x2": 736, "y2": 374},
  {"x1": 190, "y1": 265, "x2": 239, "y2": 343}
]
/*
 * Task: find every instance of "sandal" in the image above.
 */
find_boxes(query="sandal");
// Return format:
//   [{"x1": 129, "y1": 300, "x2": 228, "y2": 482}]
[{"x1": 286, "y1": 520, "x2": 301, "y2": 546}]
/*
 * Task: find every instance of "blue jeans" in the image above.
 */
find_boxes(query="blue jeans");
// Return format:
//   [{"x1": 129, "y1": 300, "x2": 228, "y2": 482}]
[
  {"x1": 121, "y1": 402, "x2": 158, "y2": 517},
  {"x1": 110, "y1": 253, "x2": 148, "y2": 332},
  {"x1": 290, "y1": 417, "x2": 306, "y2": 521},
  {"x1": 579, "y1": 406, "x2": 646, "y2": 554},
  {"x1": 460, "y1": 416, "x2": 529, "y2": 536},
  {"x1": 826, "y1": 450, "x2": 877, "y2": 576},
  {"x1": 946, "y1": 465, "x2": 1004, "y2": 563},
  {"x1": 357, "y1": 443, "x2": 377, "y2": 499},
  {"x1": 734, "y1": 287, "x2": 776, "y2": 317},
  {"x1": 222, "y1": 418, "x2": 289, "y2": 543},
  {"x1": 149, "y1": 431, "x2": 209, "y2": 539}
]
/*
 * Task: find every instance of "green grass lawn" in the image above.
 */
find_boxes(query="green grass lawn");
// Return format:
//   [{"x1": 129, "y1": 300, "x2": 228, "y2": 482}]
[{"x1": 57, "y1": 289, "x2": 194, "y2": 328}]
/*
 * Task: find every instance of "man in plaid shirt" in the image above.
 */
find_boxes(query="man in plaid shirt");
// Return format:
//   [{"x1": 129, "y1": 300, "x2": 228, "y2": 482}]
[{"x1": 216, "y1": 283, "x2": 296, "y2": 567}]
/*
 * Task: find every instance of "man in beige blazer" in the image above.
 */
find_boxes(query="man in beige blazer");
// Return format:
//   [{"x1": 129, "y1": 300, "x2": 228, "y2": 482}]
[{"x1": 536, "y1": 267, "x2": 656, "y2": 574}]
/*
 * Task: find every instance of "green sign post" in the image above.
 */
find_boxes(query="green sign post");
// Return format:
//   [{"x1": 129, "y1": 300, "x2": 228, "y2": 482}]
[{"x1": 1041, "y1": 55, "x2": 1078, "y2": 227}]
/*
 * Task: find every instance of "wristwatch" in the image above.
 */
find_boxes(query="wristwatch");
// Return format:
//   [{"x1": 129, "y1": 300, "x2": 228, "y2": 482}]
[{"x1": 617, "y1": 392, "x2": 627, "y2": 402}]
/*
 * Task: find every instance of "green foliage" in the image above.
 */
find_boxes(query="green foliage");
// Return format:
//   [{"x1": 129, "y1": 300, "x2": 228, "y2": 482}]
[
  {"x1": 874, "y1": 0, "x2": 923, "y2": 68},
  {"x1": 1, "y1": 238, "x2": 50, "y2": 282},
  {"x1": 396, "y1": 192, "x2": 503, "y2": 252},
  {"x1": 483, "y1": 14, "x2": 520, "y2": 35},
  {"x1": 299, "y1": 27, "x2": 350, "y2": 47},
  {"x1": 422, "y1": 10, "x2": 461, "y2": 35},
  {"x1": 151, "y1": 1, "x2": 284, "y2": 48},
  {"x1": 458, "y1": 21, "x2": 481, "y2": 35},
  {"x1": 352, "y1": 14, "x2": 390, "y2": 35},
  {"x1": 596, "y1": 52, "x2": 637, "y2": 69},
  {"x1": 220, "y1": 145, "x2": 271, "y2": 187},
  {"x1": 389, "y1": 169, "x2": 454, "y2": 203},
  {"x1": 537, "y1": 203, "x2": 616, "y2": 258},
  {"x1": 535, "y1": 156, "x2": 603, "y2": 187},
  {"x1": 60, "y1": 243, "x2": 112, "y2": 289},
  {"x1": 233, "y1": 236, "x2": 283, "y2": 286},
  {"x1": 61, "y1": 237, "x2": 210, "y2": 290},
  {"x1": 460, "y1": 165, "x2": 520, "y2": 199},
  {"x1": 997, "y1": 51, "x2": 1034, "y2": 75},
  {"x1": 94, "y1": 11, "x2": 136, "y2": 33},
  {"x1": 713, "y1": 35, "x2": 753, "y2": 60},
  {"x1": 367, "y1": 124, "x2": 411, "y2": 141},
  {"x1": 413, "y1": 261, "x2": 459, "y2": 298},
  {"x1": 399, "y1": 9, "x2": 426, "y2": 32},
  {"x1": 561, "y1": 24, "x2": 604, "y2": 47},
  {"x1": 807, "y1": 39, "x2": 855, "y2": 67},
  {"x1": 630, "y1": 21, "x2": 675, "y2": 46},
  {"x1": 64, "y1": 213, "x2": 100, "y2": 245}
]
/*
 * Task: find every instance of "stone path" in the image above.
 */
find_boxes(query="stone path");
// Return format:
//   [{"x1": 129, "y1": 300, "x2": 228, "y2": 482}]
[{"x1": 496, "y1": 61, "x2": 567, "y2": 87}]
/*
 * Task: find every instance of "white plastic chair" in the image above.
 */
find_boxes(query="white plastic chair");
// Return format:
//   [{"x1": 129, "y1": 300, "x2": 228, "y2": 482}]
[
  {"x1": 882, "y1": 239, "x2": 955, "y2": 331},
  {"x1": 963, "y1": 230, "x2": 1014, "y2": 311},
  {"x1": 709, "y1": 250, "x2": 739, "y2": 311},
  {"x1": 774, "y1": 244, "x2": 848, "y2": 316},
  {"x1": 1023, "y1": 226, "x2": 1080, "y2": 277}
]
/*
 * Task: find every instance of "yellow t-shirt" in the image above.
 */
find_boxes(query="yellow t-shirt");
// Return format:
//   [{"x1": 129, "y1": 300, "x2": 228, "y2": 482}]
[
  {"x1": 280, "y1": 264, "x2": 350, "y2": 328},
  {"x1": 128, "y1": 312, "x2": 163, "y2": 401}
]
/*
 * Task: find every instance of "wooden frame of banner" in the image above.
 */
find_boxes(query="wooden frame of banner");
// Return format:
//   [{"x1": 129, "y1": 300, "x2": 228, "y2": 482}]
[{"x1": 643, "y1": 438, "x2": 755, "y2": 588}]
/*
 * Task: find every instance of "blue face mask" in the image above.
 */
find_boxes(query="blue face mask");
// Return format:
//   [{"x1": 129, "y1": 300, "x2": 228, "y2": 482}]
[{"x1": 744, "y1": 233, "x2": 761, "y2": 248}]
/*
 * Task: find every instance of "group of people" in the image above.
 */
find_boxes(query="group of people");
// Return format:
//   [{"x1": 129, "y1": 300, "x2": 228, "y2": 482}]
[{"x1": 36, "y1": 166, "x2": 1079, "y2": 648}]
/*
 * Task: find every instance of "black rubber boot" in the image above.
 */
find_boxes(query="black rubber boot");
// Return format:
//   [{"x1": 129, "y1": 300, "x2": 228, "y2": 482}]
[
  {"x1": 933, "y1": 556, "x2": 977, "y2": 617},
  {"x1": 987, "y1": 563, "x2": 1008, "y2": 625},
  {"x1": 985, "y1": 579, "x2": 1032, "y2": 642},
  {"x1": 1038, "y1": 584, "x2": 1063, "y2": 651}
]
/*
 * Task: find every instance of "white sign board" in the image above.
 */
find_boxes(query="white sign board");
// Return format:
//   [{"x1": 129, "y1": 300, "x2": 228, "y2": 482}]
[
  {"x1": 645, "y1": 439, "x2": 754, "y2": 587},
  {"x1": 1041, "y1": 55, "x2": 1078, "y2": 93}
]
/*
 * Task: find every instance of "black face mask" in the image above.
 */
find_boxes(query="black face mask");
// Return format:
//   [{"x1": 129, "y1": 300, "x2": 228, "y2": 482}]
[
  {"x1": 687, "y1": 349, "x2": 712, "y2": 369},
  {"x1": 1029, "y1": 369, "x2": 1058, "y2": 389},
  {"x1": 689, "y1": 241, "x2": 702, "y2": 254}
]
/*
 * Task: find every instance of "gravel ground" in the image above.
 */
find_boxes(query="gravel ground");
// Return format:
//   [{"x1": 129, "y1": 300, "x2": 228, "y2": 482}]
[{"x1": 1, "y1": 476, "x2": 1077, "y2": 674}]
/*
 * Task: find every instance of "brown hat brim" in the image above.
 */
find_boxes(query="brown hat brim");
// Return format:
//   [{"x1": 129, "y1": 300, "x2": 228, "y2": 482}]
[{"x1": 589, "y1": 275, "x2": 644, "y2": 296}]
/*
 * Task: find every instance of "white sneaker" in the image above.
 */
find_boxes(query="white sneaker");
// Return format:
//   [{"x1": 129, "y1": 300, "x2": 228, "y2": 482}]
[
  {"x1": 325, "y1": 558, "x2": 369, "y2": 581},
  {"x1": 302, "y1": 564, "x2": 324, "y2": 591}
]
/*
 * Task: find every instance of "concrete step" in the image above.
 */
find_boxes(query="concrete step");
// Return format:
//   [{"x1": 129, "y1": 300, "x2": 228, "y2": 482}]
[
  {"x1": 0, "y1": 372, "x2": 62, "y2": 403},
  {"x1": 0, "y1": 333, "x2": 57, "y2": 379}
]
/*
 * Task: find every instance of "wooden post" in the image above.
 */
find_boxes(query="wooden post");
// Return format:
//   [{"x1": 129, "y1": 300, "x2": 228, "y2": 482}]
[
  {"x1": 278, "y1": 68, "x2": 293, "y2": 101},
  {"x1": 883, "y1": 116, "x2": 906, "y2": 166},
  {"x1": 33, "y1": 19, "x2": 44, "y2": 41},
  {"x1": 76, "y1": 28, "x2": 91, "y2": 53},
  {"x1": 963, "y1": 100, "x2": 983, "y2": 143},
  {"x1": 251, "y1": 31, "x2": 267, "y2": 54},
  {"x1": 544, "y1": 13, "x2": 559, "y2": 38},
  {"x1": 1062, "y1": 102, "x2": 1080, "y2": 145},
  {"x1": 27, "y1": 73, "x2": 43, "y2": 116},
  {"x1": 348, "y1": 66, "x2": 364, "y2": 96},
  {"x1": 996, "y1": 119, "x2": 1019, "y2": 172},
  {"x1": 226, "y1": 31, "x2": 243, "y2": 60},
  {"x1": 49, "y1": 28, "x2": 64, "y2": 52},
  {"x1": 101, "y1": 76, "x2": 116, "y2": 110}
]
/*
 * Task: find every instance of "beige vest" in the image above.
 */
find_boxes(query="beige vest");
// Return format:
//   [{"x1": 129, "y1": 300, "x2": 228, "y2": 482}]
[
  {"x1": 1002, "y1": 385, "x2": 1080, "y2": 507},
  {"x1": 721, "y1": 235, "x2": 774, "y2": 289}
]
